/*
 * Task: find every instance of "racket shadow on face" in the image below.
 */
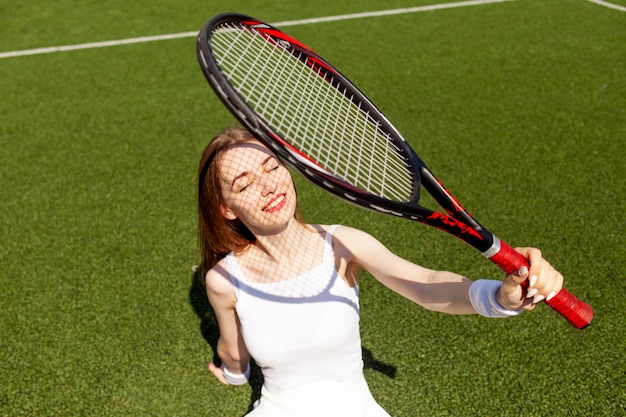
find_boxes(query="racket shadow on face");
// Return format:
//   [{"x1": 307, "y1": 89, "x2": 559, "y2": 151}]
[{"x1": 188, "y1": 267, "x2": 396, "y2": 413}]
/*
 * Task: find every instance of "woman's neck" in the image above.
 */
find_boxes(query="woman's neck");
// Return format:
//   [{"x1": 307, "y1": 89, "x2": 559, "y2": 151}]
[{"x1": 251, "y1": 219, "x2": 315, "y2": 263}]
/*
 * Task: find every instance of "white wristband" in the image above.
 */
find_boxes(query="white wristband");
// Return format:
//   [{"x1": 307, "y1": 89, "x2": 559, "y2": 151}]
[
  {"x1": 469, "y1": 280, "x2": 524, "y2": 318},
  {"x1": 222, "y1": 362, "x2": 251, "y2": 385}
]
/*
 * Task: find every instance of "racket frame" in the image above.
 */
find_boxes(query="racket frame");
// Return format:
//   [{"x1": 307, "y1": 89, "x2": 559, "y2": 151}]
[{"x1": 196, "y1": 13, "x2": 593, "y2": 329}]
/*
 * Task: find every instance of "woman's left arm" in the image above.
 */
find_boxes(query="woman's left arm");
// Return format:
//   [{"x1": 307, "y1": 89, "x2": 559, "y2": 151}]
[
  {"x1": 334, "y1": 226, "x2": 476, "y2": 314},
  {"x1": 334, "y1": 226, "x2": 563, "y2": 315}
]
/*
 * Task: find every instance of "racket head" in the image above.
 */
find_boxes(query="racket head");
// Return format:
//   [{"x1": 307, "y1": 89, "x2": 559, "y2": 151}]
[
  {"x1": 196, "y1": 13, "x2": 432, "y2": 221},
  {"x1": 196, "y1": 13, "x2": 594, "y2": 329}
]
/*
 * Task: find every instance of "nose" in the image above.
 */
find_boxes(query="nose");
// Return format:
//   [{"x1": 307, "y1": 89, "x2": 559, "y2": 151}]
[{"x1": 259, "y1": 174, "x2": 277, "y2": 196}]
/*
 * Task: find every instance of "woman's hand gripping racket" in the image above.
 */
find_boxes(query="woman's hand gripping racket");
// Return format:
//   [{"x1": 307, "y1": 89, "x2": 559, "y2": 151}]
[{"x1": 196, "y1": 13, "x2": 593, "y2": 329}]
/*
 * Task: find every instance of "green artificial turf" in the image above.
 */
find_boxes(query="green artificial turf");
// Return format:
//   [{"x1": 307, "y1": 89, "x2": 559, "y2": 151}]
[{"x1": 1, "y1": 0, "x2": 624, "y2": 416}]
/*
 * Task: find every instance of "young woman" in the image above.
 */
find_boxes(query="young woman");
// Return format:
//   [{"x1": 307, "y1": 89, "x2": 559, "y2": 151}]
[{"x1": 197, "y1": 126, "x2": 563, "y2": 417}]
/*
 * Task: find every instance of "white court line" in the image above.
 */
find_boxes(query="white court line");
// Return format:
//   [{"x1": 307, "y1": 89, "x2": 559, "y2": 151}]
[
  {"x1": 586, "y1": 0, "x2": 626, "y2": 12},
  {"x1": 272, "y1": 0, "x2": 513, "y2": 26},
  {"x1": 0, "y1": 32, "x2": 198, "y2": 59},
  {"x1": 0, "y1": 0, "x2": 512, "y2": 59}
]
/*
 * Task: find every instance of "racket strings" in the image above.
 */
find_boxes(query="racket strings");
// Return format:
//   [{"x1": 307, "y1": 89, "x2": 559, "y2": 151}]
[{"x1": 211, "y1": 23, "x2": 414, "y2": 202}]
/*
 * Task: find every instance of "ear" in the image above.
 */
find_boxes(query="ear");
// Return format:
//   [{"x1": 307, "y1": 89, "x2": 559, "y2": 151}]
[{"x1": 220, "y1": 203, "x2": 238, "y2": 220}]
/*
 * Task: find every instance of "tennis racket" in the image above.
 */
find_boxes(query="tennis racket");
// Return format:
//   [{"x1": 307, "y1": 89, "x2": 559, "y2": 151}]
[{"x1": 196, "y1": 13, "x2": 593, "y2": 329}]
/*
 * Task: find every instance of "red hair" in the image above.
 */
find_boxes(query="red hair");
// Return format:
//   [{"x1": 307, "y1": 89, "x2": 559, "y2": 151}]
[{"x1": 197, "y1": 126, "x2": 304, "y2": 275}]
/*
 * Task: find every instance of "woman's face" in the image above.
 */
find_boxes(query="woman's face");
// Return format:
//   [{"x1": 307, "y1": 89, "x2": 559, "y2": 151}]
[{"x1": 218, "y1": 140, "x2": 297, "y2": 235}]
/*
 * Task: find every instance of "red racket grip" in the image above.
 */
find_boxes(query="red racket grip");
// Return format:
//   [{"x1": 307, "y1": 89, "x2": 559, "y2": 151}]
[{"x1": 487, "y1": 239, "x2": 594, "y2": 329}]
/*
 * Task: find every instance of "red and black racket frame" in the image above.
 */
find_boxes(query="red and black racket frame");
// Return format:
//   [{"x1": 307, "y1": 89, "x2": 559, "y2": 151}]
[{"x1": 197, "y1": 13, "x2": 593, "y2": 329}]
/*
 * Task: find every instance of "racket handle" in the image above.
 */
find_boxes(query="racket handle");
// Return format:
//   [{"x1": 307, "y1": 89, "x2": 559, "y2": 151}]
[{"x1": 487, "y1": 239, "x2": 594, "y2": 329}]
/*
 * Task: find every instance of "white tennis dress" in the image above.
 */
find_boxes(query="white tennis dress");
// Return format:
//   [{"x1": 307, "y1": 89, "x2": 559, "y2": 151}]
[{"x1": 225, "y1": 225, "x2": 391, "y2": 417}]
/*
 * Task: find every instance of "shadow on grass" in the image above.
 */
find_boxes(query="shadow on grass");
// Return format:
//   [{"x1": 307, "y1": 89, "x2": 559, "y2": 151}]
[
  {"x1": 189, "y1": 269, "x2": 396, "y2": 415},
  {"x1": 189, "y1": 269, "x2": 263, "y2": 415}
]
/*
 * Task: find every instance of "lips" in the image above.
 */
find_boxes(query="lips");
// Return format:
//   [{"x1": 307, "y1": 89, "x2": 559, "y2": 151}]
[{"x1": 262, "y1": 194, "x2": 286, "y2": 212}]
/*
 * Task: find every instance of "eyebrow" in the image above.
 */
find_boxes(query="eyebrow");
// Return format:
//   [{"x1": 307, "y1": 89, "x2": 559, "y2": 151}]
[{"x1": 230, "y1": 155, "x2": 276, "y2": 187}]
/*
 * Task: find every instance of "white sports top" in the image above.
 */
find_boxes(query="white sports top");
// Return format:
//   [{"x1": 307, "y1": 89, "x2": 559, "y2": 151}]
[{"x1": 225, "y1": 225, "x2": 363, "y2": 393}]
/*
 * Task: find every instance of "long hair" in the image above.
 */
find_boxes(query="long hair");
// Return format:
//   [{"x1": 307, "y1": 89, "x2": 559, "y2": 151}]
[{"x1": 197, "y1": 126, "x2": 304, "y2": 276}]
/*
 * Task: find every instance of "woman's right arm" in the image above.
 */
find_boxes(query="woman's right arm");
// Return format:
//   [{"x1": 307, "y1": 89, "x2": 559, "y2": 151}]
[{"x1": 205, "y1": 266, "x2": 251, "y2": 384}]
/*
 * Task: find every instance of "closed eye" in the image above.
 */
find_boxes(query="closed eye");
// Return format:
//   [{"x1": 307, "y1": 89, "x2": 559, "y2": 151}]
[
  {"x1": 237, "y1": 180, "x2": 253, "y2": 192},
  {"x1": 264, "y1": 156, "x2": 281, "y2": 172}
]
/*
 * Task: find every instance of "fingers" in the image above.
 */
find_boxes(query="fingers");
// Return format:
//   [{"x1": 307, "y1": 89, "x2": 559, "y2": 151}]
[
  {"x1": 506, "y1": 263, "x2": 529, "y2": 286},
  {"x1": 515, "y1": 264, "x2": 529, "y2": 282},
  {"x1": 526, "y1": 265, "x2": 563, "y2": 304},
  {"x1": 515, "y1": 247, "x2": 564, "y2": 304},
  {"x1": 499, "y1": 259, "x2": 529, "y2": 308},
  {"x1": 499, "y1": 265, "x2": 530, "y2": 310},
  {"x1": 207, "y1": 362, "x2": 229, "y2": 385}
]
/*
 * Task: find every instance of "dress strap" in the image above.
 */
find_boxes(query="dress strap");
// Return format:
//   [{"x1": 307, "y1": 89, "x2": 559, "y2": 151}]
[
  {"x1": 224, "y1": 253, "x2": 242, "y2": 299},
  {"x1": 322, "y1": 225, "x2": 340, "y2": 264},
  {"x1": 325, "y1": 224, "x2": 340, "y2": 236}
]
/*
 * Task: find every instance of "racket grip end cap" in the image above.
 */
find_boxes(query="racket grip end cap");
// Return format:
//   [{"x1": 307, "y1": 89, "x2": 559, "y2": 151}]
[{"x1": 545, "y1": 288, "x2": 594, "y2": 329}]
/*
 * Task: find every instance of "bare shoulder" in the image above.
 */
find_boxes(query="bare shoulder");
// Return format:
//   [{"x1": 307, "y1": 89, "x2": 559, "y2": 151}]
[
  {"x1": 306, "y1": 224, "x2": 387, "y2": 263},
  {"x1": 332, "y1": 225, "x2": 379, "y2": 245},
  {"x1": 205, "y1": 258, "x2": 235, "y2": 297},
  {"x1": 329, "y1": 226, "x2": 387, "y2": 260}
]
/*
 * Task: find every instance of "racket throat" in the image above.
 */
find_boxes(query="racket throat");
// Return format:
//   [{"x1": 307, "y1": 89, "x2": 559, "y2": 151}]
[
  {"x1": 419, "y1": 169, "x2": 484, "y2": 228},
  {"x1": 482, "y1": 236, "x2": 502, "y2": 259},
  {"x1": 422, "y1": 211, "x2": 492, "y2": 252},
  {"x1": 482, "y1": 236, "x2": 527, "y2": 277}
]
